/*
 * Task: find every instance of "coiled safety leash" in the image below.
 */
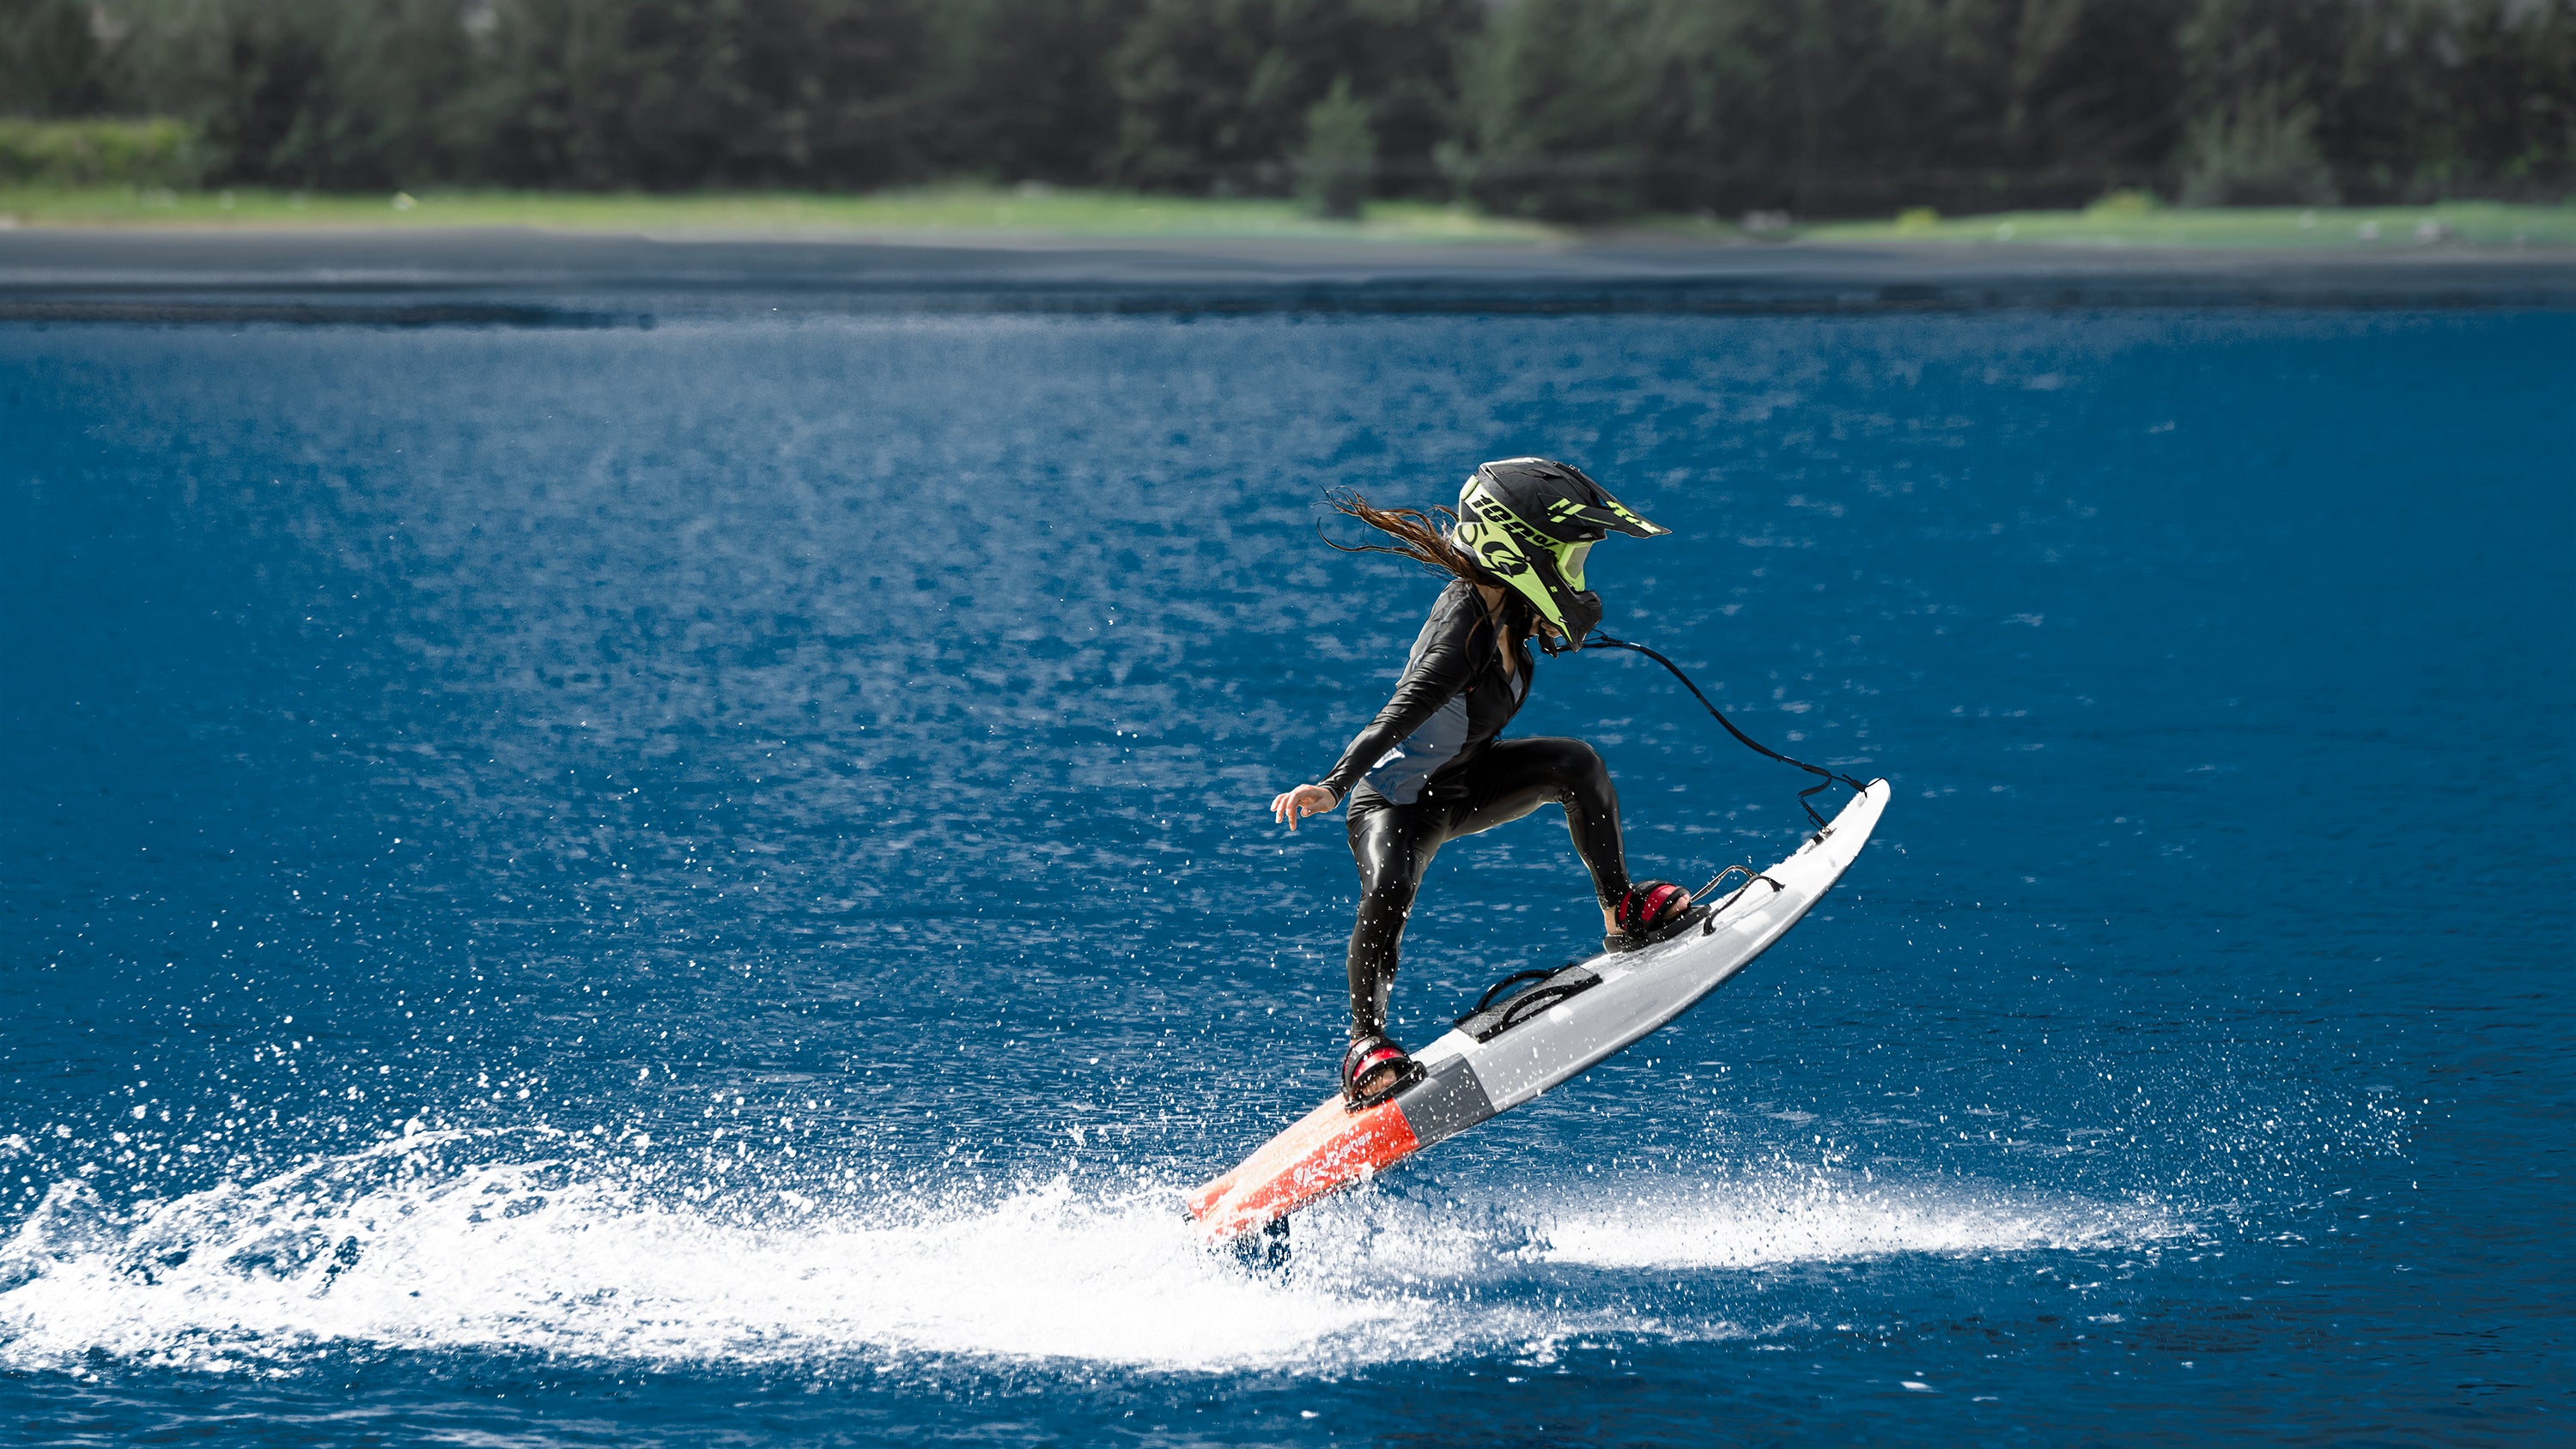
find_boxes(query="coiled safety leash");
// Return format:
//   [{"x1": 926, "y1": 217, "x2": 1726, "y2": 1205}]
[{"x1": 1584, "y1": 632, "x2": 1869, "y2": 828}]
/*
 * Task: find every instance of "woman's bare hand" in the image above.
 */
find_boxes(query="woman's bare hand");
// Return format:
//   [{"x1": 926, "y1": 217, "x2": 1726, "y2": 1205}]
[{"x1": 1270, "y1": 783, "x2": 1340, "y2": 832}]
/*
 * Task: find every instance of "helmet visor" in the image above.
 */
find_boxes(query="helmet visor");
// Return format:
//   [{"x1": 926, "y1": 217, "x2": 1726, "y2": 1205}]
[{"x1": 1556, "y1": 540, "x2": 1593, "y2": 592}]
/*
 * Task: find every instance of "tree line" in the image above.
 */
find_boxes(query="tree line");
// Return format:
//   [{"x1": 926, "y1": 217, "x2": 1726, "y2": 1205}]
[{"x1": 3, "y1": 0, "x2": 2568, "y2": 217}]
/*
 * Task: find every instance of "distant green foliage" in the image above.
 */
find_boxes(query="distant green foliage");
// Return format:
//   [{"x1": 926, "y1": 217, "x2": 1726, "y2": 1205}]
[
  {"x1": 1297, "y1": 77, "x2": 1375, "y2": 219},
  {"x1": 1108, "y1": 0, "x2": 1471, "y2": 195},
  {"x1": 0, "y1": 0, "x2": 113, "y2": 117},
  {"x1": 2180, "y1": 85, "x2": 2339, "y2": 206},
  {"x1": 0, "y1": 118, "x2": 200, "y2": 185},
  {"x1": 1448, "y1": 0, "x2": 1659, "y2": 221},
  {"x1": 464, "y1": 0, "x2": 934, "y2": 190},
  {"x1": 111, "y1": 0, "x2": 477, "y2": 189},
  {"x1": 2178, "y1": 0, "x2": 2575, "y2": 203},
  {"x1": 921, "y1": 0, "x2": 1141, "y2": 185},
  {"x1": 20, "y1": 0, "x2": 2573, "y2": 213},
  {"x1": 1451, "y1": 0, "x2": 2199, "y2": 220}
]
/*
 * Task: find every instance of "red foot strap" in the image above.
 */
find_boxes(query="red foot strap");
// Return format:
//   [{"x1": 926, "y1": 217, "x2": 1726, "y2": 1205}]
[{"x1": 1619, "y1": 882, "x2": 1687, "y2": 932}]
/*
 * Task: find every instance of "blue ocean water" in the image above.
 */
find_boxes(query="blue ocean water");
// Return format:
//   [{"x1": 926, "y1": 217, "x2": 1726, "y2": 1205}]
[{"x1": 1, "y1": 306, "x2": 2568, "y2": 1446}]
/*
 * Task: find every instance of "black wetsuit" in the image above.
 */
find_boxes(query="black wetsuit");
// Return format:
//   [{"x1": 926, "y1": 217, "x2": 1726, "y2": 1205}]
[{"x1": 1318, "y1": 579, "x2": 1633, "y2": 1040}]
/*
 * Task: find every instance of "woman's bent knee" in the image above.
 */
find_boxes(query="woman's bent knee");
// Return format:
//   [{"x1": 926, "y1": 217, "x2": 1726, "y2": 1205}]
[{"x1": 1533, "y1": 737, "x2": 1609, "y2": 795}]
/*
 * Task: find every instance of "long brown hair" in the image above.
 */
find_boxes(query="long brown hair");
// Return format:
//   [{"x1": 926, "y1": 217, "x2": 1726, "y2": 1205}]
[{"x1": 1319, "y1": 488, "x2": 1489, "y2": 585}]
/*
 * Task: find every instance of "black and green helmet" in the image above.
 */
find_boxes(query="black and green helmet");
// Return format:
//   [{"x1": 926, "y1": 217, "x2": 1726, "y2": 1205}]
[{"x1": 1450, "y1": 458, "x2": 1666, "y2": 650}]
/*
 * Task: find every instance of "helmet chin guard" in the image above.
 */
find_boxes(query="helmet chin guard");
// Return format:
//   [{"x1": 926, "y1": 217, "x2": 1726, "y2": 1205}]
[
  {"x1": 1546, "y1": 590, "x2": 1602, "y2": 654},
  {"x1": 1449, "y1": 458, "x2": 1662, "y2": 646}
]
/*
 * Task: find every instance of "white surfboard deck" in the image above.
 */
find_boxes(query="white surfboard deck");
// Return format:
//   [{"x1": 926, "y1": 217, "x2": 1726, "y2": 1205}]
[{"x1": 1188, "y1": 778, "x2": 1890, "y2": 1242}]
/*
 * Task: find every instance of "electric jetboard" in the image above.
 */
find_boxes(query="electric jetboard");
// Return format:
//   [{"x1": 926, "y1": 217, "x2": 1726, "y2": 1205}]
[{"x1": 1189, "y1": 779, "x2": 1890, "y2": 1244}]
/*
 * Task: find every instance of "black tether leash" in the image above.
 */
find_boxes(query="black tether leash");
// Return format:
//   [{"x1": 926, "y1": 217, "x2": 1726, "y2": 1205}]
[{"x1": 1583, "y1": 632, "x2": 1868, "y2": 828}]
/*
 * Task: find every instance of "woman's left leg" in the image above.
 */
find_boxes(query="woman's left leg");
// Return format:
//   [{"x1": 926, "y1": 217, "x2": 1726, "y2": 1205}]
[{"x1": 1443, "y1": 737, "x2": 1633, "y2": 919}]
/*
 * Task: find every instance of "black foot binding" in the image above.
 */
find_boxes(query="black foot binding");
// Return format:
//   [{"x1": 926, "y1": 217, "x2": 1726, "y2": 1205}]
[
  {"x1": 1603, "y1": 880, "x2": 1701, "y2": 955},
  {"x1": 1340, "y1": 1033, "x2": 1423, "y2": 1110}
]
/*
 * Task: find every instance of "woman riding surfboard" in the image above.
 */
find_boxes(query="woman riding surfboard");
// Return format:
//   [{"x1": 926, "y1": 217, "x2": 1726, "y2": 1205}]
[{"x1": 1269, "y1": 459, "x2": 1704, "y2": 1109}]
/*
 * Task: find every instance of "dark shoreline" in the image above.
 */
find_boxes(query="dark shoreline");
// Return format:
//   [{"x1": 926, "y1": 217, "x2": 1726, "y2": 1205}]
[{"x1": 4, "y1": 227, "x2": 2573, "y2": 323}]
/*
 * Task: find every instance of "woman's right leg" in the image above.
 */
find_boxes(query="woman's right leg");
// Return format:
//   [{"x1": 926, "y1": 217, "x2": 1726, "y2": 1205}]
[{"x1": 1344, "y1": 794, "x2": 1444, "y2": 1040}]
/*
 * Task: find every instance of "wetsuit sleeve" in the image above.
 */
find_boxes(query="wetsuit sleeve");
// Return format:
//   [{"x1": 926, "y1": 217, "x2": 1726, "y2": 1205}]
[{"x1": 1318, "y1": 591, "x2": 1483, "y2": 801}]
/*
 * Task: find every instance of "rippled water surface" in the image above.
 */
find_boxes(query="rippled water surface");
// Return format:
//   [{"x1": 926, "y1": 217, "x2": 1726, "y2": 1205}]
[{"x1": 3, "y1": 309, "x2": 2568, "y2": 1445}]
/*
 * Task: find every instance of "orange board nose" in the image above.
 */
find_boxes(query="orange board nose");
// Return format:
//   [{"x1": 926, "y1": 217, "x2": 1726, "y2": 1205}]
[{"x1": 1189, "y1": 1095, "x2": 1422, "y2": 1242}]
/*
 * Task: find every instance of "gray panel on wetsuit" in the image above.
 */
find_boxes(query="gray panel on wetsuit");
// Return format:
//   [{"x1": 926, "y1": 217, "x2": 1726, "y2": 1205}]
[
  {"x1": 1363, "y1": 694, "x2": 1469, "y2": 805},
  {"x1": 1394, "y1": 1054, "x2": 1496, "y2": 1148}
]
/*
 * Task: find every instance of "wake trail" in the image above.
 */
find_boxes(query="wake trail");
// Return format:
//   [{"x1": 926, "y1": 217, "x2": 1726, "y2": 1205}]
[{"x1": 0, "y1": 1133, "x2": 2188, "y2": 1377}]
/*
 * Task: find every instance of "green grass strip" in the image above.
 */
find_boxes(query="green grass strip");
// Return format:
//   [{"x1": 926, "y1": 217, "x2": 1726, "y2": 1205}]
[
  {"x1": 1786, "y1": 196, "x2": 2576, "y2": 251},
  {"x1": 2, "y1": 184, "x2": 2567, "y2": 251},
  {"x1": 0, "y1": 184, "x2": 1555, "y2": 243}
]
